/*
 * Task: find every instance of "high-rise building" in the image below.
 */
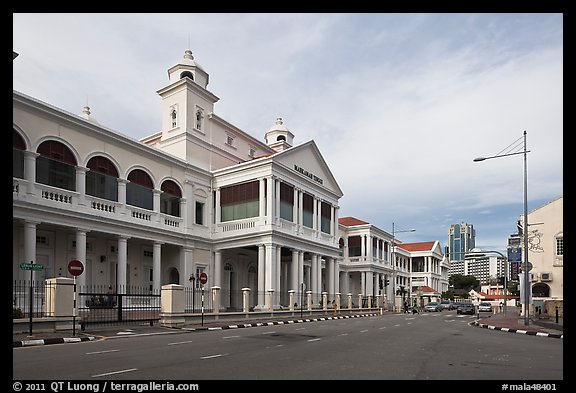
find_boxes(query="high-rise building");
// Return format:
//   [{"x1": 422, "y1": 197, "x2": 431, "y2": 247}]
[{"x1": 447, "y1": 222, "x2": 475, "y2": 261}]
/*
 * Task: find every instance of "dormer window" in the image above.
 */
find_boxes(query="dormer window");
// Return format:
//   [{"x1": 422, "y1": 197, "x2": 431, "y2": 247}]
[
  {"x1": 180, "y1": 71, "x2": 194, "y2": 80},
  {"x1": 226, "y1": 135, "x2": 234, "y2": 146}
]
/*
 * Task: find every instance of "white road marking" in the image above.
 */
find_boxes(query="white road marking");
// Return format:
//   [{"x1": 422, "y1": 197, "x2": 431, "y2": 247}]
[
  {"x1": 307, "y1": 338, "x2": 321, "y2": 342},
  {"x1": 201, "y1": 353, "x2": 229, "y2": 359},
  {"x1": 92, "y1": 368, "x2": 137, "y2": 377},
  {"x1": 86, "y1": 349, "x2": 120, "y2": 355},
  {"x1": 167, "y1": 340, "x2": 195, "y2": 345},
  {"x1": 222, "y1": 335, "x2": 240, "y2": 339}
]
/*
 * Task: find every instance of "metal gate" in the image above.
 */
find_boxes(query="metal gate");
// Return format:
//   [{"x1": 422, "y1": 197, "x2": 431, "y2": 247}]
[{"x1": 78, "y1": 286, "x2": 160, "y2": 330}]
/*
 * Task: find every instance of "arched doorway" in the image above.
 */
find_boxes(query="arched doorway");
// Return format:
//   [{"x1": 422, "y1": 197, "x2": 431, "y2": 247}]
[{"x1": 167, "y1": 267, "x2": 179, "y2": 285}]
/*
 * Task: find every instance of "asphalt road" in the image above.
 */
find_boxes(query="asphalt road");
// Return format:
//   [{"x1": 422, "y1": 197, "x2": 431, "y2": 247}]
[{"x1": 13, "y1": 312, "x2": 563, "y2": 381}]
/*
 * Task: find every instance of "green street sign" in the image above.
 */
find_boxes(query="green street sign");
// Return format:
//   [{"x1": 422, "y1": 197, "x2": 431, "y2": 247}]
[{"x1": 19, "y1": 263, "x2": 44, "y2": 271}]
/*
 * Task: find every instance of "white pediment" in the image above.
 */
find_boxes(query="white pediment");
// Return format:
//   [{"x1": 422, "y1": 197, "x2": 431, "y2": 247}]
[{"x1": 273, "y1": 140, "x2": 343, "y2": 197}]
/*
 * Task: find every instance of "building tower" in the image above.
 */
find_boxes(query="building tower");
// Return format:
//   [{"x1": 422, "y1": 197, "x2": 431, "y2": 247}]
[{"x1": 447, "y1": 222, "x2": 475, "y2": 261}]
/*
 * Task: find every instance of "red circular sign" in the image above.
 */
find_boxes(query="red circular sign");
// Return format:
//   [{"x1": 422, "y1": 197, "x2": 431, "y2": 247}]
[
  {"x1": 68, "y1": 260, "x2": 84, "y2": 276},
  {"x1": 199, "y1": 272, "x2": 208, "y2": 285}
]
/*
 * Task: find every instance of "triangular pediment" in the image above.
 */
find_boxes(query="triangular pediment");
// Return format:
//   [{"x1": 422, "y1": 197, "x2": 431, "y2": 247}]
[{"x1": 272, "y1": 140, "x2": 343, "y2": 197}]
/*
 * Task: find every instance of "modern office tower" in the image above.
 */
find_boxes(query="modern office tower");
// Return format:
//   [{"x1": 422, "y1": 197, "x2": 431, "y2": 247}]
[{"x1": 447, "y1": 223, "x2": 475, "y2": 262}]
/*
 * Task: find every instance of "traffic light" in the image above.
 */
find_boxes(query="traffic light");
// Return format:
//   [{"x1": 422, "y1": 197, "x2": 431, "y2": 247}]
[{"x1": 385, "y1": 279, "x2": 390, "y2": 287}]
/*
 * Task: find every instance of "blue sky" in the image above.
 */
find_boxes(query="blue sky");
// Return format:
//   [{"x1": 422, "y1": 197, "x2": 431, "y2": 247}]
[{"x1": 13, "y1": 13, "x2": 563, "y2": 252}]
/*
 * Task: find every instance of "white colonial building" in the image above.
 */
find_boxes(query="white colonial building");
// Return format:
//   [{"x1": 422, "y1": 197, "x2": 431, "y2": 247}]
[{"x1": 13, "y1": 49, "x2": 449, "y2": 312}]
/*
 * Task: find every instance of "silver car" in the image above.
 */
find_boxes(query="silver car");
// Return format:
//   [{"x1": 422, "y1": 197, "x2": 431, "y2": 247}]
[{"x1": 478, "y1": 302, "x2": 493, "y2": 312}]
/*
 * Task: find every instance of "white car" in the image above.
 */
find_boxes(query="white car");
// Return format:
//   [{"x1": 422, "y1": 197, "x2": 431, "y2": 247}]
[{"x1": 478, "y1": 302, "x2": 492, "y2": 312}]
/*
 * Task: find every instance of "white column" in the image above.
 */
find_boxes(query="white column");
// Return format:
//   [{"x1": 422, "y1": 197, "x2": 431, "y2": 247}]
[
  {"x1": 334, "y1": 259, "x2": 340, "y2": 295},
  {"x1": 181, "y1": 247, "x2": 194, "y2": 287},
  {"x1": 214, "y1": 250, "x2": 222, "y2": 288},
  {"x1": 215, "y1": 188, "x2": 221, "y2": 224},
  {"x1": 153, "y1": 242, "x2": 162, "y2": 293},
  {"x1": 367, "y1": 235, "x2": 372, "y2": 261},
  {"x1": 259, "y1": 178, "x2": 266, "y2": 219},
  {"x1": 75, "y1": 229, "x2": 88, "y2": 288},
  {"x1": 333, "y1": 206, "x2": 339, "y2": 239},
  {"x1": 184, "y1": 180, "x2": 194, "y2": 230},
  {"x1": 311, "y1": 254, "x2": 318, "y2": 300},
  {"x1": 75, "y1": 166, "x2": 88, "y2": 206},
  {"x1": 266, "y1": 177, "x2": 274, "y2": 224},
  {"x1": 316, "y1": 200, "x2": 322, "y2": 232},
  {"x1": 117, "y1": 178, "x2": 128, "y2": 214},
  {"x1": 180, "y1": 198, "x2": 187, "y2": 228},
  {"x1": 344, "y1": 237, "x2": 349, "y2": 260},
  {"x1": 361, "y1": 235, "x2": 366, "y2": 261},
  {"x1": 298, "y1": 191, "x2": 304, "y2": 228},
  {"x1": 265, "y1": 244, "x2": 276, "y2": 301},
  {"x1": 361, "y1": 271, "x2": 366, "y2": 296},
  {"x1": 24, "y1": 151, "x2": 38, "y2": 195},
  {"x1": 317, "y1": 256, "x2": 322, "y2": 298},
  {"x1": 117, "y1": 236, "x2": 128, "y2": 293},
  {"x1": 276, "y1": 246, "x2": 282, "y2": 304},
  {"x1": 275, "y1": 180, "x2": 281, "y2": 224},
  {"x1": 298, "y1": 251, "x2": 304, "y2": 292},
  {"x1": 312, "y1": 198, "x2": 318, "y2": 230},
  {"x1": 327, "y1": 258, "x2": 334, "y2": 300},
  {"x1": 23, "y1": 221, "x2": 38, "y2": 280},
  {"x1": 257, "y1": 245, "x2": 266, "y2": 307},
  {"x1": 293, "y1": 188, "x2": 298, "y2": 225},
  {"x1": 291, "y1": 249, "x2": 299, "y2": 291},
  {"x1": 373, "y1": 273, "x2": 379, "y2": 297},
  {"x1": 330, "y1": 205, "x2": 335, "y2": 236}
]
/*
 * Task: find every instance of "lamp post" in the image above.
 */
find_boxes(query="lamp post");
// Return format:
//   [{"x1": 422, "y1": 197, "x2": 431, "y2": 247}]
[
  {"x1": 391, "y1": 222, "x2": 415, "y2": 312},
  {"x1": 465, "y1": 249, "x2": 508, "y2": 317},
  {"x1": 473, "y1": 130, "x2": 530, "y2": 325}
]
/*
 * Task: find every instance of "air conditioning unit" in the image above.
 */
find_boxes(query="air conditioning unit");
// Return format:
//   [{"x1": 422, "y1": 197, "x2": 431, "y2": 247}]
[{"x1": 540, "y1": 272, "x2": 553, "y2": 282}]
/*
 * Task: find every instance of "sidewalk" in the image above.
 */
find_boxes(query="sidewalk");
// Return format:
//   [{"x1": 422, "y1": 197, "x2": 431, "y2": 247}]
[{"x1": 473, "y1": 306, "x2": 563, "y2": 339}]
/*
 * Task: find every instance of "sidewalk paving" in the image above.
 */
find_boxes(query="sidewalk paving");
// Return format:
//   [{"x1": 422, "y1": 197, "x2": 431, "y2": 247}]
[{"x1": 473, "y1": 306, "x2": 563, "y2": 339}]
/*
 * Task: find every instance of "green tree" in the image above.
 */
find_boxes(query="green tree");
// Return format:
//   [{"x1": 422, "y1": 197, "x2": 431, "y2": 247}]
[{"x1": 449, "y1": 274, "x2": 480, "y2": 292}]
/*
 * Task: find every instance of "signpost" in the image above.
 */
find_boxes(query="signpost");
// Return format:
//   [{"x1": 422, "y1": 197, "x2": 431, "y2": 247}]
[
  {"x1": 67, "y1": 260, "x2": 84, "y2": 336},
  {"x1": 199, "y1": 272, "x2": 207, "y2": 326},
  {"x1": 20, "y1": 261, "x2": 43, "y2": 336}
]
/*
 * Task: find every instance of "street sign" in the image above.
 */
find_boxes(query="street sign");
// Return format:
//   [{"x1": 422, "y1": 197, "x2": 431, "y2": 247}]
[
  {"x1": 521, "y1": 261, "x2": 533, "y2": 272},
  {"x1": 199, "y1": 272, "x2": 208, "y2": 285},
  {"x1": 67, "y1": 260, "x2": 84, "y2": 276},
  {"x1": 19, "y1": 262, "x2": 44, "y2": 271}
]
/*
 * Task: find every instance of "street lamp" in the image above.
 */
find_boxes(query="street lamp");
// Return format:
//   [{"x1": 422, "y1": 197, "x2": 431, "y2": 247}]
[
  {"x1": 473, "y1": 130, "x2": 530, "y2": 325},
  {"x1": 465, "y1": 249, "x2": 508, "y2": 317},
  {"x1": 391, "y1": 222, "x2": 416, "y2": 312}
]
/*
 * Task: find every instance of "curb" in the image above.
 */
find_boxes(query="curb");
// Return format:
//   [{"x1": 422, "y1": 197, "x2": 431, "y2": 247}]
[
  {"x1": 13, "y1": 313, "x2": 378, "y2": 346},
  {"x1": 13, "y1": 336, "x2": 97, "y2": 348},
  {"x1": 471, "y1": 321, "x2": 563, "y2": 339},
  {"x1": 189, "y1": 313, "x2": 379, "y2": 331}
]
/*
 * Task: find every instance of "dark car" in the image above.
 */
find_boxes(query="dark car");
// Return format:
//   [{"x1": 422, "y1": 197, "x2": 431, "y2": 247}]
[{"x1": 456, "y1": 303, "x2": 476, "y2": 315}]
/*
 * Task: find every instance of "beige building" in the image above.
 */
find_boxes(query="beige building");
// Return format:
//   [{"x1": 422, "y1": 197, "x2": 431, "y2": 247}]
[{"x1": 524, "y1": 196, "x2": 563, "y2": 315}]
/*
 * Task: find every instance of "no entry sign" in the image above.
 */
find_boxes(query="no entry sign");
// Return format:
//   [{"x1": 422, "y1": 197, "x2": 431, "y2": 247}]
[
  {"x1": 199, "y1": 272, "x2": 208, "y2": 285},
  {"x1": 68, "y1": 260, "x2": 84, "y2": 276}
]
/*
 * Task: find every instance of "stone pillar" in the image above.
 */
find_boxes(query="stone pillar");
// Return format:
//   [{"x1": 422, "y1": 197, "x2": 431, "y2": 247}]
[
  {"x1": 335, "y1": 293, "x2": 341, "y2": 310},
  {"x1": 211, "y1": 286, "x2": 221, "y2": 318},
  {"x1": 288, "y1": 290, "x2": 295, "y2": 311},
  {"x1": 322, "y1": 292, "x2": 328, "y2": 310},
  {"x1": 45, "y1": 277, "x2": 74, "y2": 318},
  {"x1": 291, "y1": 249, "x2": 299, "y2": 292},
  {"x1": 358, "y1": 294, "x2": 363, "y2": 310},
  {"x1": 347, "y1": 293, "x2": 353, "y2": 309},
  {"x1": 23, "y1": 221, "x2": 38, "y2": 281},
  {"x1": 23, "y1": 151, "x2": 38, "y2": 196},
  {"x1": 367, "y1": 294, "x2": 372, "y2": 310},
  {"x1": 257, "y1": 245, "x2": 265, "y2": 308},
  {"x1": 242, "y1": 287, "x2": 251, "y2": 314},
  {"x1": 117, "y1": 236, "x2": 129, "y2": 293},
  {"x1": 214, "y1": 250, "x2": 222, "y2": 288},
  {"x1": 306, "y1": 291, "x2": 312, "y2": 311},
  {"x1": 117, "y1": 178, "x2": 128, "y2": 214},
  {"x1": 311, "y1": 254, "x2": 318, "y2": 303},
  {"x1": 266, "y1": 289, "x2": 275, "y2": 312},
  {"x1": 160, "y1": 284, "x2": 185, "y2": 328},
  {"x1": 215, "y1": 188, "x2": 221, "y2": 224}
]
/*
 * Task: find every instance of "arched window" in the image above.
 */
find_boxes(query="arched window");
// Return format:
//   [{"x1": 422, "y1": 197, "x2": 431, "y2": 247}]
[
  {"x1": 126, "y1": 169, "x2": 154, "y2": 210},
  {"x1": 180, "y1": 71, "x2": 194, "y2": 80},
  {"x1": 160, "y1": 179, "x2": 182, "y2": 217},
  {"x1": 277, "y1": 135, "x2": 286, "y2": 142},
  {"x1": 36, "y1": 140, "x2": 77, "y2": 191},
  {"x1": 86, "y1": 156, "x2": 119, "y2": 201},
  {"x1": 13, "y1": 129, "x2": 26, "y2": 179}
]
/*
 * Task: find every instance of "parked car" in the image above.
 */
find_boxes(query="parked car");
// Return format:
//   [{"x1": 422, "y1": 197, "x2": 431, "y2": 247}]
[
  {"x1": 439, "y1": 300, "x2": 455, "y2": 311},
  {"x1": 478, "y1": 302, "x2": 493, "y2": 312},
  {"x1": 424, "y1": 301, "x2": 442, "y2": 312},
  {"x1": 456, "y1": 303, "x2": 476, "y2": 315}
]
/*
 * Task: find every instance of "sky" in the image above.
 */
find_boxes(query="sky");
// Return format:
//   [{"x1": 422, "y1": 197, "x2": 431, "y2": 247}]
[{"x1": 12, "y1": 13, "x2": 563, "y2": 253}]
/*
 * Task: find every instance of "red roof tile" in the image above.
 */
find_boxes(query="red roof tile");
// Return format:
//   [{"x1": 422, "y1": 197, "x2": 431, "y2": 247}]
[
  {"x1": 397, "y1": 241, "x2": 436, "y2": 252},
  {"x1": 338, "y1": 217, "x2": 370, "y2": 227}
]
